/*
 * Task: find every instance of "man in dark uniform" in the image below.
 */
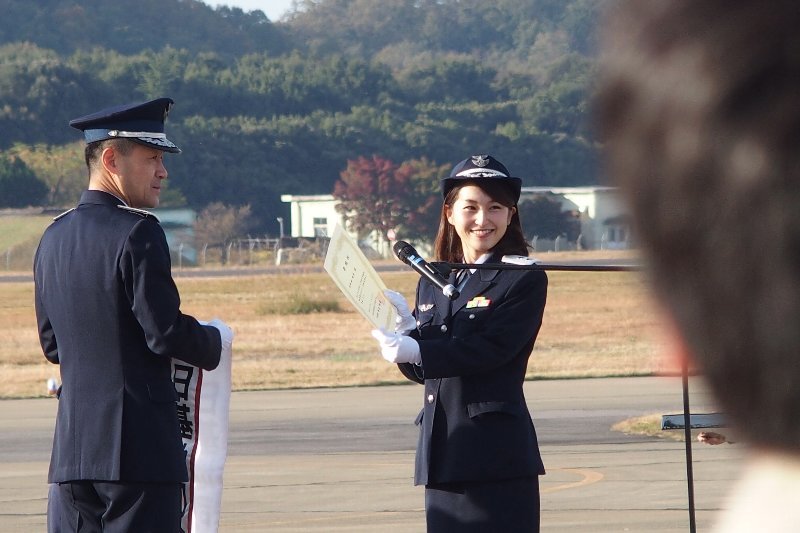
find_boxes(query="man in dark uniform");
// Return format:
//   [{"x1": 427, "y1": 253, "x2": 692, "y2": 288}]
[{"x1": 34, "y1": 97, "x2": 232, "y2": 532}]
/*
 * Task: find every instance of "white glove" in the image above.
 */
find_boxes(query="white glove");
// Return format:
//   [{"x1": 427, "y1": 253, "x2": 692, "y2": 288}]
[
  {"x1": 207, "y1": 318, "x2": 234, "y2": 350},
  {"x1": 384, "y1": 289, "x2": 416, "y2": 333},
  {"x1": 371, "y1": 328, "x2": 421, "y2": 364}
]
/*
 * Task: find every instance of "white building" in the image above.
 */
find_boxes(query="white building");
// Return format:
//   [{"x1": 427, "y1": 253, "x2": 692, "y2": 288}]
[
  {"x1": 280, "y1": 194, "x2": 391, "y2": 257},
  {"x1": 152, "y1": 207, "x2": 197, "y2": 263},
  {"x1": 280, "y1": 194, "x2": 340, "y2": 238},
  {"x1": 281, "y1": 186, "x2": 630, "y2": 252}
]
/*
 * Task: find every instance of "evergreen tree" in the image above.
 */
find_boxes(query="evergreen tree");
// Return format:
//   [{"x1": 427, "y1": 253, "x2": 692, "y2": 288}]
[
  {"x1": 0, "y1": 155, "x2": 48, "y2": 207},
  {"x1": 518, "y1": 194, "x2": 581, "y2": 241}
]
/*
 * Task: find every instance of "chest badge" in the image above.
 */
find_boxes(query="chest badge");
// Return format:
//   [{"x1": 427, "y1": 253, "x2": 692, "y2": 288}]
[
  {"x1": 418, "y1": 303, "x2": 434, "y2": 312},
  {"x1": 466, "y1": 296, "x2": 491, "y2": 309}
]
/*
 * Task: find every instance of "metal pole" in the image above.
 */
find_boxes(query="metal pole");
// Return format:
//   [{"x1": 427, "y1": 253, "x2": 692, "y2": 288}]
[
  {"x1": 682, "y1": 359, "x2": 697, "y2": 533},
  {"x1": 439, "y1": 262, "x2": 641, "y2": 272}
]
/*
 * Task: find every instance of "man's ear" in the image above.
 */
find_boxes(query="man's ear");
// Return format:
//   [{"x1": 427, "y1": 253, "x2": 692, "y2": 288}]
[{"x1": 100, "y1": 146, "x2": 118, "y2": 175}]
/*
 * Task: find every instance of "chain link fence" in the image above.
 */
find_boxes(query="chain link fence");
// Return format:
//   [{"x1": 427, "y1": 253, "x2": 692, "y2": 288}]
[{"x1": 5, "y1": 233, "x2": 631, "y2": 272}]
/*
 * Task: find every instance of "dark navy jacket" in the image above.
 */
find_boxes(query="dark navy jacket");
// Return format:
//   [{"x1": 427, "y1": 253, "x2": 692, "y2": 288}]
[
  {"x1": 398, "y1": 254, "x2": 547, "y2": 486},
  {"x1": 34, "y1": 190, "x2": 221, "y2": 484}
]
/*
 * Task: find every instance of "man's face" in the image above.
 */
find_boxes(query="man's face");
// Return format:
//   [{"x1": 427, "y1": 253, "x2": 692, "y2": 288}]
[{"x1": 114, "y1": 144, "x2": 168, "y2": 208}]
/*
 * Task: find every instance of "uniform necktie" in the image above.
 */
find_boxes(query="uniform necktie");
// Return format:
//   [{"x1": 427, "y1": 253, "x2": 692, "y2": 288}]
[{"x1": 456, "y1": 269, "x2": 470, "y2": 291}]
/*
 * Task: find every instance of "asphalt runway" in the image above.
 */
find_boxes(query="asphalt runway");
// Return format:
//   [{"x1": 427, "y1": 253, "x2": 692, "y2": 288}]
[{"x1": 0, "y1": 376, "x2": 743, "y2": 532}]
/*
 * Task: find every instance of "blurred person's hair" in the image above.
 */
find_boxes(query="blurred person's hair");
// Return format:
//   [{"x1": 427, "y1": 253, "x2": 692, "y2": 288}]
[{"x1": 595, "y1": 0, "x2": 800, "y2": 449}]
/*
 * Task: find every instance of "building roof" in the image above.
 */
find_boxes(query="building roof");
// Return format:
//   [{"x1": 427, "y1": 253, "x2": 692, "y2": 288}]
[
  {"x1": 280, "y1": 194, "x2": 335, "y2": 203},
  {"x1": 520, "y1": 186, "x2": 617, "y2": 194}
]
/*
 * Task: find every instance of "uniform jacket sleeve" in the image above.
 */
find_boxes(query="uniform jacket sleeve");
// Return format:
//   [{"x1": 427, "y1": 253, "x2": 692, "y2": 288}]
[
  {"x1": 121, "y1": 218, "x2": 221, "y2": 370},
  {"x1": 34, "y1": 255, "x2": 59, "y2": 364}
]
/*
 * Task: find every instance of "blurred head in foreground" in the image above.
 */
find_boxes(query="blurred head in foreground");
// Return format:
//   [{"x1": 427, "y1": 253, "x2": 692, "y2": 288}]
[{"x1": 595, "y1": 0, "x2": 800, "y2": 452}]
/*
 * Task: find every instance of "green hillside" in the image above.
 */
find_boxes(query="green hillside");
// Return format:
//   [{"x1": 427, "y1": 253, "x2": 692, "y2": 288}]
[{"x1": 0, "y1": 0, "x2": 608, "y2": 234}]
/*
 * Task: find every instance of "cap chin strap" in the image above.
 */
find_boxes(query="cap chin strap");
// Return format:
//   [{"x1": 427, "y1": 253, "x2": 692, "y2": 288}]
[{"x1": 108, "y1": 130, "x2": 167, "y2": 139}]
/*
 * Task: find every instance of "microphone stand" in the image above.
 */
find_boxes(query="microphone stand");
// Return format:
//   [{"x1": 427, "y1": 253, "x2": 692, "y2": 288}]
[{"x1": 432, "y1": 261, "x2": 641, "y2": 274}]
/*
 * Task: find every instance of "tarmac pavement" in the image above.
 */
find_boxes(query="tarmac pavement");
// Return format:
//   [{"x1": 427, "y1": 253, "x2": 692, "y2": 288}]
[{"x1": 0, "y1": 376, "x2": 743, "y2": 532}]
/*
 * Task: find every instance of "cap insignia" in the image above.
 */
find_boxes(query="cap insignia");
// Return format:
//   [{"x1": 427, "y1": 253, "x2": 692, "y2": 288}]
[{"x1": 472, "y1": 155, "x2": 490, "y2": 167}]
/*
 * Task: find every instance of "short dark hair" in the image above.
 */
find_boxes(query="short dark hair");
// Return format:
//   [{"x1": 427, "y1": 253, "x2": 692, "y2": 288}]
[
  {"x1": 84, "y1": 138, "x2": 136, "y2": 171},
  {"x1": 595, "y1": 0, "x2": 800, "y2": 448},
  {"x1": 433, "y1": 179, "x2": 529, "y2": 262}
]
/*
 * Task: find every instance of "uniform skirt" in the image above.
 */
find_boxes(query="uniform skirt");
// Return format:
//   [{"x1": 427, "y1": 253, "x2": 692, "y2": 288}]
[{"x1": 425, "y1": 476, "x2": 540, "y2": 532}]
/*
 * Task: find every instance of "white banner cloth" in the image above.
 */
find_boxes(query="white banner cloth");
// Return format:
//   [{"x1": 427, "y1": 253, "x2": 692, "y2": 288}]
[{"x1": 172, "y1": 326, "x2": 233, "y2": 533}]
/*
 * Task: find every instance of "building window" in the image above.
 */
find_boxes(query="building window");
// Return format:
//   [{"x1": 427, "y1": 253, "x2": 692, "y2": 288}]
[
  {"x1": 602, "y1": 215, "x2": 631, "y2": 249},
  {"x1": 313, "y1": 217, "x2": 328, "y2": 237},
  {"x1": 607, "y1": 226, "x2": 627, "y2": 243}
]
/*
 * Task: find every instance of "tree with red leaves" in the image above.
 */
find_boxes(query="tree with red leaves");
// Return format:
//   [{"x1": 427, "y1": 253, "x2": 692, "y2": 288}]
[
  {"x1": 395, "y1": 157, "x2": 450, "y2": 242},
  {"x1": 333, "y1": 155, "x2": 447, "y2": 247},
  {"x1": 334, "y1": 155, "x2": 407, "y2": 240}
]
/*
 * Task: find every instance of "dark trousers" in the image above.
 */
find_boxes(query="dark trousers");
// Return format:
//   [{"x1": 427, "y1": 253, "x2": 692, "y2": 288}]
[
  {"x1": 50, "y1": 481, "x2": 182, "y2": 533},
  {"x1": 425, "y1": 476, "x2": 540, "y2": 533}
]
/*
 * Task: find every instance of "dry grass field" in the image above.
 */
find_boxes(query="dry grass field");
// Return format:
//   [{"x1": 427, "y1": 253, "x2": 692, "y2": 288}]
[
  {"x1": 0, "y1": 213, "x2": 52, "y2": 270},
  {"x1": 0, "y1": 251, "x2": 671, "y2": 399}
]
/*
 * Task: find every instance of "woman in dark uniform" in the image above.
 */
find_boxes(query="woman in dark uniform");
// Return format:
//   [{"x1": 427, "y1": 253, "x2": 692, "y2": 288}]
[{"x1": 371, "y1": 154, "x2": 548, "y2": 532}]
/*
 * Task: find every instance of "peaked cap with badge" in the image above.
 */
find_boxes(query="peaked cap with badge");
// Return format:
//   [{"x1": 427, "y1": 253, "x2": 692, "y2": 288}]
[
  {"x1": 441, "y1": 154, "x2": 522, "y2": 202},
  {"x1": 69, "y1": 97, "x2": 181, "y2": 153}
]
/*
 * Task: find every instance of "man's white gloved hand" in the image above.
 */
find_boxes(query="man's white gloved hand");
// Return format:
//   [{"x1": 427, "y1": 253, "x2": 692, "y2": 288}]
[
  {"x1": 46, "y1": 377, "x2": 60, "y2": 397},
  {"x1": 384, "y1": 289, "x2": 416, "y2": 333},
  {"x1": 371, "y1": 328, "x2": 421, "y2": 365},
  {"x1": 208, "y1": 318, "x2": 234, "y2": 350}
]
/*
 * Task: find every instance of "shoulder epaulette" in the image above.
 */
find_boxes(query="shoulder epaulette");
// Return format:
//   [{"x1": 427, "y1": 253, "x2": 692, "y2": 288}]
[
  {"x1": 501, "y1": 255, "x2": 539, "y2": 265},
  {"x1": 117, "y1": 205, "x2": 160, "y2": 222},
  {"x1": 52, "y1": 208, "x2": 76, "y2": 221}
]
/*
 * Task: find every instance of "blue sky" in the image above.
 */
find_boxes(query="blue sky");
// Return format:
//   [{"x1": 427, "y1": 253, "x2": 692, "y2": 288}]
[{"x1": 205, "y1": 0, "x2": 295, "y2": 22}]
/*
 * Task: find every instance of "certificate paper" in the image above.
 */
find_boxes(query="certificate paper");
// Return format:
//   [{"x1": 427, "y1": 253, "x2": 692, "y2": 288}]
[{"x1": 324, "y1": 224, "x2": 396, "y2": 330}]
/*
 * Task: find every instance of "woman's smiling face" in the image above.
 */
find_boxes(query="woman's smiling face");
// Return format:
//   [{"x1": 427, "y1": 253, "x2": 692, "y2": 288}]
[{"x1": 446, "y1": 184, "x2": 515, "y2": 263}]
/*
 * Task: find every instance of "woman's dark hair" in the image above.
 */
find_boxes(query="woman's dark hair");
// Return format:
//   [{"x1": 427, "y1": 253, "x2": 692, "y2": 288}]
[{"x1": 433, "y1": 179, "x2": 529, "y2": 262}]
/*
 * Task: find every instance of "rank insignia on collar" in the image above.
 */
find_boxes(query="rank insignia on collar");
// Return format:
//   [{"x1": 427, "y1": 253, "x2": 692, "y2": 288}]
[{"x1": 466, "y1": 296, "x2": 491, "y2": 308}]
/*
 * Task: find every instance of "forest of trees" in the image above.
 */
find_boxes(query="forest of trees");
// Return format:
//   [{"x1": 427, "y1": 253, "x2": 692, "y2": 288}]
[{"x1": 0, "y1": 0, "x2": 609, "y2": 237}]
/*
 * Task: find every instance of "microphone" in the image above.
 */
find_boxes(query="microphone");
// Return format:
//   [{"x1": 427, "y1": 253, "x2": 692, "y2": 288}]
[{"x1": 393, "y1": 241, "x2": 460, "y2": 300}]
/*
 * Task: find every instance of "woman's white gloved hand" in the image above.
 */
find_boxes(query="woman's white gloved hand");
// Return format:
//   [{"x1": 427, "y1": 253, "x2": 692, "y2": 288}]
[
  {"x1": 384, "y1": 289, "x2": 416, "y2": 333},
  {"x1": 370, "y1": 328, "x2": 421, "y2": 364}
]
